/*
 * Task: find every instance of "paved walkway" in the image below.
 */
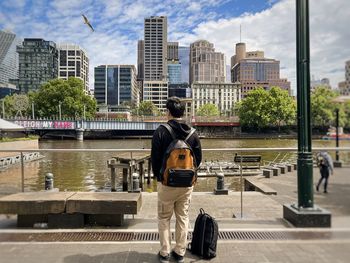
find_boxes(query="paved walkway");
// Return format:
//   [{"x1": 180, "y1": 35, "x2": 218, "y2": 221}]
[{"x1": 0, "y1": 167, "x2": 349, "y2": 262}]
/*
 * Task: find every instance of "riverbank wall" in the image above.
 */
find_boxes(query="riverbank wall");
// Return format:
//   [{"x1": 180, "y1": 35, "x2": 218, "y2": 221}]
[{"x1": 0, "y1": 139, "x2": 39, "y2": 158}]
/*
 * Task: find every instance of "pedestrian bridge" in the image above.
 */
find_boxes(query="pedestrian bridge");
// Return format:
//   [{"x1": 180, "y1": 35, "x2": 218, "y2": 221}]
[
  {"x1": 6, "y1": 118, "x2": 241, "y2": 139},
  {"x1": 9, "y1": 119, "x2": 162, "y2": 131}
]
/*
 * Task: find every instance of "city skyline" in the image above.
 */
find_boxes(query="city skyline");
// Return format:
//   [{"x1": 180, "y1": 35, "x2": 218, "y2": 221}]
[{"x1": 0, "y1": 0, "x2": 349, "y2": 92}]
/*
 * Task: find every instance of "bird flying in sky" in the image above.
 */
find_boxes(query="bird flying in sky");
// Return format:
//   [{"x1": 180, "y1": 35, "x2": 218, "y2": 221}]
[{"x1": 82, "y1": 14, "x2": 94, "y2": 32}]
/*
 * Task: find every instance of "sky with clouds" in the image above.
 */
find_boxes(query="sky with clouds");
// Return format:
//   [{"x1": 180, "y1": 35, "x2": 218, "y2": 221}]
[{"x1": 0, "y1": 0, "x2": 349, "y2": 93}]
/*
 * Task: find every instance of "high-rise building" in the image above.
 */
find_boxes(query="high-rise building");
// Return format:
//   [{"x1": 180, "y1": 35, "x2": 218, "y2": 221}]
[
  {"x1": 94, "y1": 65, "x2": 138, "y2": 107},
  {"x1": 338, "y1": 60, "x2": 350, "y2": 95},
  {"x1": 17, "y1": 38, "x2": 58, "y2": 93},
  {"x1": 0, "y1": 30, "x2": 22, "y2": 85},
  {"x1": 143, "y1": 81, "x2": 168, "y2": 111},
  {"x1": 167, "y1": 42, "x2": 178, "y2": 60},
  {"x1": 167, "y1": 60, "x2": 182, "y2": 84},
  {"x1": 144, "y1": 16, "x2": 167, "y2": 81},
  {"x1": 190, "y1": 40, "x2": 226, "y2": 84},
  {"x1": 231, "y1": 42, "x2": 291, "y2": 97},
  {"x1": 143, "y1": 16, "x2": 168, "y2": 111},
  {"x1": 137, "y1": 40, "x2": 144, "y2": 80},
  {"x1": 192, "y1": 82, "x2": 241, "y2": 114},
  {"x1": 168, "y1": 83, "x2": 191, "y2": 98},
  {"x1": 179, "y1": 46, "x2": 190, "y2": 84},
  {"x1": 58, "y1": 43, "x2": 89, "y2": 92}
]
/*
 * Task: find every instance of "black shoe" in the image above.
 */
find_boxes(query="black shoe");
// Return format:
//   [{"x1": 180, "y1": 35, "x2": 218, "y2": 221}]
[
  {"x1": 158, "y1": 252, "x2": 170, "y2": 263},
  {"x1": 316, "y1": 185, "x2": 319, "y2": 192},
  {"x1": 324, "y1": 190, "x2": 328, "y2": 193},
  {"x1": 171, "y1": 250, "x2": 184, "y2": 263}
]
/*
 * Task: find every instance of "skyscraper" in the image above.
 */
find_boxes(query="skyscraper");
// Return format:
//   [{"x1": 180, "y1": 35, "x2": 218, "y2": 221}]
[
  {"x1": 137, "y1": 40, "x2": 144, "y2": 80},
  {"x1": 167, "y1": 42, "x2": 178, "y2": 61},
  {"x1": 167, "y1": 61, "x2": 182, "y2": 84},
  {"x1": 189, "y1": 40, "x2": 226, "y2": 84},
  {"x1": 94, "y1": 65, "x2": 138, "y2": 107},
  {"x1": 143, "y1": 16, "x2": 168, "y2": 111},
  {"x1": 0, "y1": 30, "x2": 22, "y2": 84},
  {"x1": 338, "y1": 60, "x2": 350, "y2": 95},
  {"x1": 179, "y1": 46, "x2": 190, "y2": 84},
  {"x1": 231, "y1": 42, "x2": 291, "y2": 97},
  {"x1": 144, "y1": 16, "x2": 167, "y2": 81},
  {"x1": 58, "y1": 43, "x2": 89, "y2": 92},
  {"x1": 17, "y1": 38, "x2": 58, "y2": 93}
]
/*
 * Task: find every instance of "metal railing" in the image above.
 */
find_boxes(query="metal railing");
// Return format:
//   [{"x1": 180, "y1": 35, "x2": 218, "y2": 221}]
[{"x1": 1, "y1": 147, "x2": 349, "y2": 218}]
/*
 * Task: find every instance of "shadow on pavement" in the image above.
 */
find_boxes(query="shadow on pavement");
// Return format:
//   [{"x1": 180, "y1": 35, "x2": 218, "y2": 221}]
[{"x1": 64, "y1": 250, "x2": 203, "y2": 263}]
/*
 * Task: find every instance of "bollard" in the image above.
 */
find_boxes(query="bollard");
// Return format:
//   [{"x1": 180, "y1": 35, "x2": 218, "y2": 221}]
[
  {"x1": 131, "y1": 172, "x2": 141, "y2": 193},
  {"x1": 45, "y1": 173, "x2": 54, "y2": 190},
  {"x1": 109, "y1": 159, "x2": 117, "y2": 192},
  {"x1": 214, "y1": 172, "x2": 228, "y2": 195},
  {"x1": 216, "y1": 173, "x2": 225, "y2": 190}
]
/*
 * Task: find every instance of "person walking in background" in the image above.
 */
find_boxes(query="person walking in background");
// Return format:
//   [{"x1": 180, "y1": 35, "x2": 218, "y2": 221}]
[
  {"x1": 316, "y1": 151, "x2": 334, "y2": 193},
  {"x1": 151, "y1": 97, "x2": 202, "y2": 263}
]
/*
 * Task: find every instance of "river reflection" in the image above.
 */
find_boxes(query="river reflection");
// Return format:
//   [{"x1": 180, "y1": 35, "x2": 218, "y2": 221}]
[{"x1": 0, "y1": 138, "x2": 349, "y2": 193}]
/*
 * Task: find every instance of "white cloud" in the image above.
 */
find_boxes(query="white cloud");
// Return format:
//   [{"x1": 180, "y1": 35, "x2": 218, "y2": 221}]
[{"x1": 176, "y1": 0, "x2": 350, "y2": 93}]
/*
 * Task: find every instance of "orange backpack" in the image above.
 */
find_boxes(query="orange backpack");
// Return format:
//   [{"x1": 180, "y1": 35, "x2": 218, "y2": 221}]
[{"x1": 160, "y1": 123, "x2": 197, "y2": 187}]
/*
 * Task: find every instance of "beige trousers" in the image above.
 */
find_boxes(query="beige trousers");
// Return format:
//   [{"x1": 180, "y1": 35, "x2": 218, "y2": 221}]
[{"x1": 157, "y1": 182, "x2": 193, "y2": 257}]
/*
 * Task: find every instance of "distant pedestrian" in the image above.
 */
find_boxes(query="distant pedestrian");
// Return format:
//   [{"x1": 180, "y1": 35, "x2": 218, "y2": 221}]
[
  {"x1": 316, "y1": 151, "x2": 334, "y2": 193},
  {"x1": 151, "y1": 97, "x2": 202, "y2": 263}
]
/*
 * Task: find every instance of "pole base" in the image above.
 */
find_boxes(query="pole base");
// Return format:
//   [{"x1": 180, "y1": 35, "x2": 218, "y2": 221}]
[
  {"x1": 214, "y1": 188, "x2": 228, "y2": 195},
  {"x1": 333, "y1": 161, "x2": 342, "y2": 168},
  {"x1": 283, "y1": 204, "x2": 331, "y2": 227}
]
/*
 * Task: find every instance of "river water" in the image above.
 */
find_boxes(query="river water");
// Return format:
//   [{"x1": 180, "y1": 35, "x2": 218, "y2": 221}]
[{"x1": 0, "y1": 139, "x2": 349, "y2": 193}]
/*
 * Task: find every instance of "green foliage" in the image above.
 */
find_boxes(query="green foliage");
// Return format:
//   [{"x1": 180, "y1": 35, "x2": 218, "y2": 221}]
[
  {"x1": 31, "y1": 78, "x2": 96, "y2": 119},
  {"x1": 238, "y1": 88, "x2": 272, "y2": 129},
  {"x1": 310, "y1": 86, "x2": 338, "y2": 127},
  {"x1": 133, "y1": 101, "x2": 159, "y2": 116},
  {"x1": 344, "y1": 102, "x2": 350, "y2": 128},
  {"x1": 238, "y1": 87, "x2": 296, "y2": 130},
  {"x1": 196, "y1": 103, "x2": 220, "y2": 117},
  {"x1": 2, "y1": 93, "x2": 31, "y2": 117},
  {"x1": 269, "y1": 87, "x2": 296, "y2": 129}
]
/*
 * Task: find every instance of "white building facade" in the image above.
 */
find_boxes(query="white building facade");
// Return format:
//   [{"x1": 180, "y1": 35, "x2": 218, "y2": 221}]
[
  {"x1": 58, "y1": 43, "x2": 89, "y2": 92},
  {"x1": 192, "y1": 82, "x2": 241, "y2": 114}
]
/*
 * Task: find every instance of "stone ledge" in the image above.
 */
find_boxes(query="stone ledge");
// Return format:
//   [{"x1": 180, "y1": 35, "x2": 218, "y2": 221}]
[{"x1": 283, "y1": 204, "x2": 331, "y2": 227}]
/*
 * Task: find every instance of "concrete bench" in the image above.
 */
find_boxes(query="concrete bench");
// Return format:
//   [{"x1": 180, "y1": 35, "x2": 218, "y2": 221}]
[
  {"x1": 244, "y1": 178, "x2": 277, "y2": 195},
  {"x1": 264, "y1": 166, "x2": 280, "y2": 176},
  {"x1": 0, "y1": 192, "x2": 142, "y2": 228},
  {"x1": 277, "y1": 165, "x2": 286, "y2": 174},
  {"x1": 262, "y1": 169, "x2": 273, "y2": 178}
]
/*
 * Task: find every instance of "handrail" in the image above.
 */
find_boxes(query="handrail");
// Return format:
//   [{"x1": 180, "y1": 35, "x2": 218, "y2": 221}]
[{"x1": 1, "y1": 147, "x2": 350, "y2": 153}]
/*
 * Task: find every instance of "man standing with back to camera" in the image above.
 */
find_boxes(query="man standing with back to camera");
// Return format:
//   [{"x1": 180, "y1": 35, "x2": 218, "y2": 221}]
[{"x1": 151, "y1": 97, "x2": 202, "y2": 263}]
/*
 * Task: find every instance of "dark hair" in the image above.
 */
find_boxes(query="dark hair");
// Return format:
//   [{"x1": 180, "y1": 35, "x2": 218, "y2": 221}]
[{"x1": 166, "y1": 97, "x2": 185, "y2": 118}]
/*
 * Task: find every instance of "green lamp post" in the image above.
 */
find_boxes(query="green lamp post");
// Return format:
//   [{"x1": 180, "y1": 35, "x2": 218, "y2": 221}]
[{"x1": 283, "y1": 0, "x2": 331, "y2": 227}]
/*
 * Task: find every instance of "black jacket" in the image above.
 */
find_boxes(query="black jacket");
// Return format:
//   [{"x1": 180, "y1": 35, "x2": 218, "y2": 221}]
[{"x1": 151, "y1": 119, "x2": 202, "y2": 181}]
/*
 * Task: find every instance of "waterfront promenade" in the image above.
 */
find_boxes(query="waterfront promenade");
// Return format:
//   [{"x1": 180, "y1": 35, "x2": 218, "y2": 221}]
[{"x1": 0, "y1": 167, "x2": 349, "y2": 262}]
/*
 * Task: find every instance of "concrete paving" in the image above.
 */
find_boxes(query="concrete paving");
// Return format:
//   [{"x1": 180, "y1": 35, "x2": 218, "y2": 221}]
[{"x1": 0, "y1": 167, "x2": 350, "y2": 262}]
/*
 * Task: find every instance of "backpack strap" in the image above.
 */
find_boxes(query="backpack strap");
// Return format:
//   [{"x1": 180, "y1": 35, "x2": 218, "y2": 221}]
[
  {"x1": 185, "y1": 128, "x2": 196, "y2": 142},
  {"x1": 161, "y1": 123, "x2": 176, "y2": 140}
]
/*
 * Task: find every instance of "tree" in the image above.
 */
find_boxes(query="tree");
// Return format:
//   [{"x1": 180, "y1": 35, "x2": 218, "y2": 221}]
[
  {"x1": 269, "y1": 87, "x2": 296, "y2": 131},
  {"x1": 310, "y1": 86, "x2": 338, "y2": 127},
  {"x1": 237, "y1": 88, "x2": 272, "y2": 130},
  {"x1": 2, "y1": 93, "x2": 31, "y2": 118},
  {"x1": 134, "y1": 101, "x2": 159, "y2": 116},
  {"x1": 196, "y1": 104, "x2": 220, "y2": 117},
  {"x1": 31, "y1": 78, "x2": 96, "y2": 119}
]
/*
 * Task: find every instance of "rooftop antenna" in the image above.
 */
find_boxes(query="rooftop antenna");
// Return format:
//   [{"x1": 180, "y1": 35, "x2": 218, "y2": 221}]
[{"x1": 240, "y1": 24, "x2": 242, "y2": 43}]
